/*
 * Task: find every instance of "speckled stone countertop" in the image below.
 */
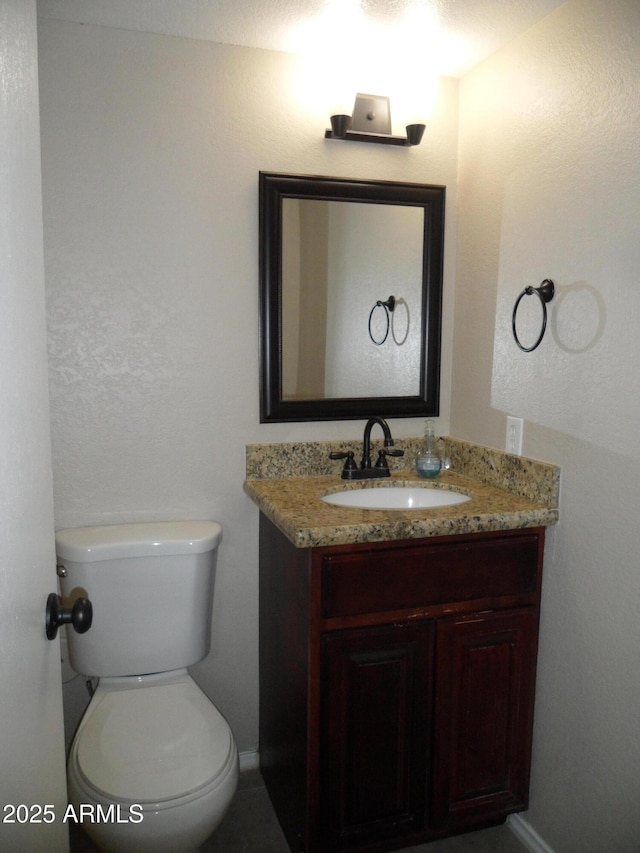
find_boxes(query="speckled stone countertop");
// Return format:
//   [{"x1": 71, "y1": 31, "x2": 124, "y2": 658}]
[{"x1": 244, "y1": 436, "x2": 560, "y2": 548}]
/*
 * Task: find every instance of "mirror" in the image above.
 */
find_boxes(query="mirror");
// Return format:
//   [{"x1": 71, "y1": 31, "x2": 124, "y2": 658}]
[{"x1": 259, "y1": 172, "x2": 445, "y2": 422}]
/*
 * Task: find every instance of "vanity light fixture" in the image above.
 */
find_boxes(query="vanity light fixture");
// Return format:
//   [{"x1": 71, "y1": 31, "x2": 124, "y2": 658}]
[{"x1": 325, "y1": 93, "x2": 426, "y2": 147}]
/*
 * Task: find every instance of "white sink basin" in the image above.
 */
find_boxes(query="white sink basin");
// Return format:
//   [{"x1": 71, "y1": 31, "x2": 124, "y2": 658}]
[{"x1": 322, "y1": 487, "x2": 471, "y2": 510}]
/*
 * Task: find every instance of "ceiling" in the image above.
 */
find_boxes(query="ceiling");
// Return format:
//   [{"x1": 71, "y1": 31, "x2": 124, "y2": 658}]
[{"x1": 37, "y1": 0, "x2": 567, "y2": 78}]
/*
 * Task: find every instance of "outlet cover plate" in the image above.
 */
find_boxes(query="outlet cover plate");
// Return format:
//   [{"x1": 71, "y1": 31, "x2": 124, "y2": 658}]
[{"x1": 506, "y1": 416, "x2": 524, "y2": 455}]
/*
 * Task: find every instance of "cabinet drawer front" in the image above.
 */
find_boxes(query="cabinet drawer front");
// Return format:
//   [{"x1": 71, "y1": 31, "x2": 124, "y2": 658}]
[{"x1": 321, "y1": 533, "x2": 541, "y2": 618}]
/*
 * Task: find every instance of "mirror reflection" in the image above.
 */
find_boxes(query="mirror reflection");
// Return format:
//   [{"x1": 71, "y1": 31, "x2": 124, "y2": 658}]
[
  {"x1": 259, "y1": 173, "x2": 445, "y2": 422},
  {"x1": 282, "y1": 199, "x2": 423, "y2": 400}
]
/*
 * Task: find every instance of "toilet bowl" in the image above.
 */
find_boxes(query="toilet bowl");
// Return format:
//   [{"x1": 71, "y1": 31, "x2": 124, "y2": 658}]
[
  {"x1": 67, "y1": 671, "x2": 238, "y2": 853},
  {"x1": 56, "y1": 521, "x2": 238, "y2": 853}
]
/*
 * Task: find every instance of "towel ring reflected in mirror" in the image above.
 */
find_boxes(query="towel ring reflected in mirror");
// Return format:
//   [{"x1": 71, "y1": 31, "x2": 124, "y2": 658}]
[{"x1": 368, "y1": 296, "x2": 395, "y2": 345}]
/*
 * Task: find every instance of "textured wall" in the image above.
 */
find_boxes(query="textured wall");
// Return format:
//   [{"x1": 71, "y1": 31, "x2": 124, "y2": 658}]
[
  {"x1": 454, "y1": 0, "x2": 640, "y2": 849},
  {"x1": 38, "y1": 20, "x2": 459, "y2": 753}
]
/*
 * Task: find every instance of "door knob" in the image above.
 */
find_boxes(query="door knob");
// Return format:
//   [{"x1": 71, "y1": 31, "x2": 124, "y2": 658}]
[{"x1": 45, "y1": 593, "x2": 93, "y2": 641}]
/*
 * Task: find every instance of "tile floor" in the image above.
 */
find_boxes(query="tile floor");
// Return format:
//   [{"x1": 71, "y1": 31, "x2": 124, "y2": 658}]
[{"x1": 70, "y1": 769, "x2": 530, "y2": 853}]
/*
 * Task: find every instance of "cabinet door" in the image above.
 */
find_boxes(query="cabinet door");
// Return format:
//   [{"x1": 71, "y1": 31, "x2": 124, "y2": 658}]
[
  {"x1": 320, "y1": 622, "x2": 434, "y2": 850},
  {"x1": 432, "y1": 608, "x2": 538, "y2": 829}
]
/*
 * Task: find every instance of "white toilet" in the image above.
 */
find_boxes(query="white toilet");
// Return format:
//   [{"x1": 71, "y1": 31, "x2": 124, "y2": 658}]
[{"x1": 56, "y1": 521, "x2": 239, "y2": 853}]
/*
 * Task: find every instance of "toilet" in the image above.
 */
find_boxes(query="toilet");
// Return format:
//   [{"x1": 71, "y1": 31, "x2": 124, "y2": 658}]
[{"x1": 56, "y1": 521, "x2": 239, "y2": 853}]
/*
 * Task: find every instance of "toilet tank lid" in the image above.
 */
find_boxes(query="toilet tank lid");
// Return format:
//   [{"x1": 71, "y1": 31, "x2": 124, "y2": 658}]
[{"x1": 56, "y1": 521, "x2": 222, "y2": 562}]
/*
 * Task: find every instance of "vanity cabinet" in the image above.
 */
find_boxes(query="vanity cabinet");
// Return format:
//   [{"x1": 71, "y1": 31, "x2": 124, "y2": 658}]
[{"x1": 259, "y1": 514, "x2": 544, "y2": 853}]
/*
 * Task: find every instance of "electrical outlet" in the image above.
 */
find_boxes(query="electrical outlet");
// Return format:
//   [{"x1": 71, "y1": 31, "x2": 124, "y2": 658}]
[{"x1": 506, "y1": 416, "x2": 524, "y2": 455}]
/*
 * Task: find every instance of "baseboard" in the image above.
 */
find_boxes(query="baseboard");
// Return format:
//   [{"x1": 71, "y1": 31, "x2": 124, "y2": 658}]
[
  {"x1": 239, "y1": 748, "x2": 260, "y2": 772},
  {"x1": 508, "y1": 814, "x2": 556, "y2": 853}
]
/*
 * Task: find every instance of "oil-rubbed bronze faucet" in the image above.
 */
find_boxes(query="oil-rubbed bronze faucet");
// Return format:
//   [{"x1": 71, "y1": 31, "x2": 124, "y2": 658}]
[{"x1": 329, "y1": 417, "x2": 404, "y2": 480}]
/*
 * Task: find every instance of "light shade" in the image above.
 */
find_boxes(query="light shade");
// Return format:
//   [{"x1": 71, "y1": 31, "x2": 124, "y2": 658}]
[{"x1": 406, "y1": 123, "x2": 426, "y2": 146}]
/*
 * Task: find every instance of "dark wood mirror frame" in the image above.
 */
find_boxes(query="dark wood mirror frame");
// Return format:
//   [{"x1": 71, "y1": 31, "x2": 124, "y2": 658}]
[{"x1": 259, "y1": 172, "x2": 445, "y2": 422}]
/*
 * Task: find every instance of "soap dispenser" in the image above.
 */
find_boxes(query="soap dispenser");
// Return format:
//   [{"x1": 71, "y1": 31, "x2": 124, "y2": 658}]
[{"x1": 415, "y1": 419, "x2": 441, "y2": 478}]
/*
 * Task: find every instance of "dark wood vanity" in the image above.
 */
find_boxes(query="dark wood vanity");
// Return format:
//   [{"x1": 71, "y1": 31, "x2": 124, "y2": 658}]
[
  {"x1": 254, "y1": 169, "x2": 559, "y2": 851},
  {"x1": 259, "y1": 513, "x2": 545, "y2": 853}
]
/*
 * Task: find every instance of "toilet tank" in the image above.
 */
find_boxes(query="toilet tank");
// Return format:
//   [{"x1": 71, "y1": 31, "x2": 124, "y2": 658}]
[{"x1": 55, "y1": 521, "x2": 222, "y2": 678}]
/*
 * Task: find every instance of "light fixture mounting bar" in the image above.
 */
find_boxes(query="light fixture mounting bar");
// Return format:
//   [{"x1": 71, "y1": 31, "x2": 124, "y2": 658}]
[{"x1": 324, "y1": 129, "x2": 412, "y2": 146}]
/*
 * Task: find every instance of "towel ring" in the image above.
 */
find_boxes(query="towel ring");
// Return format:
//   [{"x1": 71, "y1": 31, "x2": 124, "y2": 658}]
[
  {"x1": 368, "y1": 295, "x2": 396, "y2": 345},
  {"x1": 512, "y1": 279, "x2": 555, "y2": 352}
]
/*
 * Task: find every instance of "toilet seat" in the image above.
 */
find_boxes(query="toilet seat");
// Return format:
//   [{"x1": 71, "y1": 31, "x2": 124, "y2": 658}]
[{"x1": 73, "y1": 679, "x2": 234, "y2": 805}]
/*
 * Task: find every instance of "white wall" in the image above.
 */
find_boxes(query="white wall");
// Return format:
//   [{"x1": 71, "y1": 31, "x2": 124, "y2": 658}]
[
  {"x1": 453, "y1": 0, "x2": 640, "y2": 849},
  {"x1": 37, "y1": 19, "x2": 459, "y2": 753}
]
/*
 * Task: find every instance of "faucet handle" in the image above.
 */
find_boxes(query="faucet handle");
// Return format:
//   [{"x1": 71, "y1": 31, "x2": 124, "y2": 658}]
[
  {"x1": 329, "y1": 450, "x2": 358, "y2": 475},
  {"x1": 374, "y1": 448, "x2": 405, "y2": 469}
]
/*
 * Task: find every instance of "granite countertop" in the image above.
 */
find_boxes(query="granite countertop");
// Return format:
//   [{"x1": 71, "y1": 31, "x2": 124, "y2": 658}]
[{"x1": 244, "y1": 437, "x2": 560, "y2": 549}]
